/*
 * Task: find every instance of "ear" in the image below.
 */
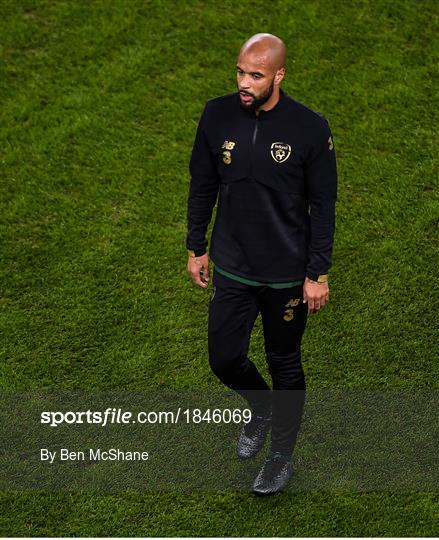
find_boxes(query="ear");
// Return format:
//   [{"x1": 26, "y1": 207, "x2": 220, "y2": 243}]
[{"x1": 274, "y1": 67, "x2": 285, "y2": 86}]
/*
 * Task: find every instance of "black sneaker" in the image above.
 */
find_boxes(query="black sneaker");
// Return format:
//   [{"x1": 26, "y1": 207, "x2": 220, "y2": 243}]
[
  {"x1": 252, "y1": 451, "x2": 293, "y2": 496},
  {"x1": 237, "y1": 411, "x2": 271, "y2": 459}
]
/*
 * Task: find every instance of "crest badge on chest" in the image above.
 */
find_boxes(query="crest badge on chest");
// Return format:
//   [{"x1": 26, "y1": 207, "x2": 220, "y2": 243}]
[{"x1": 270, "y1": 142, "x2": 291, "y2": 163}]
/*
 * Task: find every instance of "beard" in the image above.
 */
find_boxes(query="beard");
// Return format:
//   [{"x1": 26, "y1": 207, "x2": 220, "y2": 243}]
[{"x1": 238, "y1": 78, "x2": 275, "y2": 112}]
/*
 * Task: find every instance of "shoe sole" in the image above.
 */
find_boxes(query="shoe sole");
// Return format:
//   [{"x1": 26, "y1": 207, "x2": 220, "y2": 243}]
[
  {"x1": 252, "y1": 480, "x2": 292, "y2": 496},
  {"x1": 252, "y1": 486, "x2": 286, "y2": 496}
]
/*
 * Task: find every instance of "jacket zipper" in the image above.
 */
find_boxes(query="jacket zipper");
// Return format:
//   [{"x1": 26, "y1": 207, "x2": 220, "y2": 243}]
[
  {"x1": 252, "y1": 116, "x2": 259, "y2": 146},
  {"x1": 251, "y1": 116, "x2": 259, "y2": 176}
]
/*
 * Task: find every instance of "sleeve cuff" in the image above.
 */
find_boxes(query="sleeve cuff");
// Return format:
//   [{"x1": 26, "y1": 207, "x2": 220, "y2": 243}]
[
  {"x1": 187, "y1": 248, "x2": 207, "y2": 257},
  {"x1": 306, "y1": 273, "x2": 329, "y2": 283}
]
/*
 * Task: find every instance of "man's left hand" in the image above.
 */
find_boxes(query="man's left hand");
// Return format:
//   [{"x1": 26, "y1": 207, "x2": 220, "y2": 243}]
[{"x1": 303, "y1": 278, "x2": 329, "y2": 314}]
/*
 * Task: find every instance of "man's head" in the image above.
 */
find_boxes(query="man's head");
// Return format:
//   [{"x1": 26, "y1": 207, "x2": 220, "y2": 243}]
[{"x1": 236, "y1": 33, "x2": 286, "y2": 113}]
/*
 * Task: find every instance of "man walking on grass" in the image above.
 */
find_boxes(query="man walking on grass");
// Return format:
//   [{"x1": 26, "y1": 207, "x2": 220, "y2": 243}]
[{"x1": 186, "y1": 33, "x2": 338, "y2": 495}]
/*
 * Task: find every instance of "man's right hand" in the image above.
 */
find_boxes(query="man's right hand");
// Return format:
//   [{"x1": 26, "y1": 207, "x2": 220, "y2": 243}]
[{"x1": 187, "y1": 253, "x2": 210, "y2": 288}]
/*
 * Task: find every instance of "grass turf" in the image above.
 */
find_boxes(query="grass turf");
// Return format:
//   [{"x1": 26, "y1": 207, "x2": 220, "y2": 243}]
[{"x1": 0, "y1": 0, "x2": 438, "y2": 536}]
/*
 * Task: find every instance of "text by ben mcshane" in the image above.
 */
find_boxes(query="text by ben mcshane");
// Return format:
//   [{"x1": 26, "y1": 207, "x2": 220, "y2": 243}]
[{"x1": 40, "y1": 448, "x2": 149, "y2": 463}]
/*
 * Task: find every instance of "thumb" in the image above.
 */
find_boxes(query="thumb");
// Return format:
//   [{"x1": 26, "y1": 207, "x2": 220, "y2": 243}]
[
  {"x1": 303, "y1": 285, "x2": 307, "y2": 303},
  {"x1": 203, "y1": 263, "x2": 210, "y2": 281}
]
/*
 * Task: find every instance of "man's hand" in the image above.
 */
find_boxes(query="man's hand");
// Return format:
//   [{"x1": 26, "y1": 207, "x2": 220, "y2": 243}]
[
  {"x1": 303, "y1": 277, "x2": 329, "y2": 314},
  {"x1": 187, "y1": 253, "x2": 210, "y2": 288}
]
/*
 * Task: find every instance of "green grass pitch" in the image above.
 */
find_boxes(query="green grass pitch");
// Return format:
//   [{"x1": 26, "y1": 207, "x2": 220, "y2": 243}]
[{"x1": 0, "y1": 0, "x2": 438, "y2": 536}]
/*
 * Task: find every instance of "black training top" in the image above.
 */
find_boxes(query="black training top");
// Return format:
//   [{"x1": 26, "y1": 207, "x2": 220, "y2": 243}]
[{"x1": 186, "y1": 89, "x2": 338, "y2": 283}]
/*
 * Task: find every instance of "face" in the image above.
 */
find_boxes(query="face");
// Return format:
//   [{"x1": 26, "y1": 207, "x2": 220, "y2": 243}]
[{"x1": 236, "y1": 50, "x2": 282, "y2": 112}]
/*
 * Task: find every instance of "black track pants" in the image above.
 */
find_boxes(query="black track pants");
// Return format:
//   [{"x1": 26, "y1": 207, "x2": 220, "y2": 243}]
[{"x1": 208, "y1": 269, "x2": 308, "y2": 457}]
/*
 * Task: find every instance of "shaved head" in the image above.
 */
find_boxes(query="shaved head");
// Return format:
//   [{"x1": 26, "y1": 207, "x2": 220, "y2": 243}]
[
  {"x1": 239, "y1": 33, "x2": 287, "y2": 71},
  {"x1": 236, "y1": 33, "x2": 287, "y2": 113}
]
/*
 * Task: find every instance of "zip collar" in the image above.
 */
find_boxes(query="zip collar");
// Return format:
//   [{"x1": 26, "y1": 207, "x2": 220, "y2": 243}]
[{"x1": 237, "y1": 88, "x2": 287, "y2": 117}]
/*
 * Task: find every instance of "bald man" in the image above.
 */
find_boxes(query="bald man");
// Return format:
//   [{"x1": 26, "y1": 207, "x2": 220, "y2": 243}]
[{"x1": 186, "y1": 34, "x2": 338, "y2": 495}]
